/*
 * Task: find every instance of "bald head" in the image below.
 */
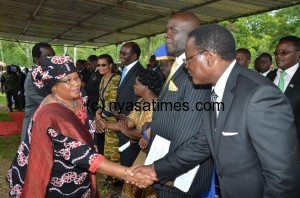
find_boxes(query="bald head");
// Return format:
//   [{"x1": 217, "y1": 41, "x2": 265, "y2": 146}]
[
  {"x1": 172, "y1": 12, "x2": 200, "y2": 29},
  {"x1": 165, "y1": 12, "x2": 200, "y2": 56}
]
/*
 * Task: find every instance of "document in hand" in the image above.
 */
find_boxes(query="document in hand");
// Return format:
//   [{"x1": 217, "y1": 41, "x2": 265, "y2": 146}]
[{"x1": 145, "y1": 135, "x2": 200, "y2": 192}]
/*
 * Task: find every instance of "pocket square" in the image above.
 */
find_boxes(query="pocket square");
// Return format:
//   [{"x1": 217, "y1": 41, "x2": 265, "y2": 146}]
[
  {"x1": 222, "y1": 132, "x2": 238, "y2": 136},
  {"x1": 168, "y1": 80, "x2": 179, "y2": 91}
]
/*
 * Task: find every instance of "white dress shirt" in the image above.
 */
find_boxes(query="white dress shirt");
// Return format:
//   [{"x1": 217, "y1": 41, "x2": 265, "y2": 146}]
[
  {"x1": 123, "y1": 60, "x2": 138, "y2": 76},
  {"x1": 273, "y1": 63, "x2": 299, "y2": 92},
  {"x1": 261, "y1": 69, "x2": 271, "y2": 76},
  {"x1": 212, "y1": 60, "x2": 236, "y2": 117},
  {"x1": 173, "y1": 53, "x2": 186, "y2": 74}
]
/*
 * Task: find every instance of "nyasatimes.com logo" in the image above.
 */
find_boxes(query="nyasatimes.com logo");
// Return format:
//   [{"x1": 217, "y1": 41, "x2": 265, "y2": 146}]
[{"x1": 104, "y1": 99, "x2": 224, "y2": 112}]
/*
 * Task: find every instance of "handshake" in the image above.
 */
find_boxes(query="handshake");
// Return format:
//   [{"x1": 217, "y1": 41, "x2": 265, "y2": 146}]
[
  {"x1": 123, "y1": 164, "x2": 158, "y2": 188},
  {"x1": 123, "y1": 164, "x2": 174, "y2": 188}
]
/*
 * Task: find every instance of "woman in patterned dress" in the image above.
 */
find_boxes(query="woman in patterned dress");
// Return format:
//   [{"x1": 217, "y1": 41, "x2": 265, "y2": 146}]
[
  {"x1": 96, "y1": 54, "x2": 121, "y2": 184},
  {"x1": 6, "y1": 56, "x2": 155, "y2": 198},
  {"x1": 97, "y1": 70, "x2": 163, "y2": 198}
]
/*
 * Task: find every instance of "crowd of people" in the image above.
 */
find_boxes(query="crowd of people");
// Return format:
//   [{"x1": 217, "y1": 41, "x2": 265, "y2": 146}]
[
  {"x1": 0, "y1": 65, "x2": 28, "y2": 112},
  {"x1": 4, "y1": 11, "x2": 300, "y2": 198}
]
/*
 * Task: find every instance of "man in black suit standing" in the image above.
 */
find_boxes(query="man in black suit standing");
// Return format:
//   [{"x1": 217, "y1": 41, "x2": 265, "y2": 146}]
[
  {"x1": 115, "y1": 42, "x2": 144, "y2": 167},
  {"x1": 267, "y1": 36, "x2": 300, "y2": 143},
  {"x1": 147, "y1": 12, "x2": 213, "y2": 198},
  {"x1": 134, "y1": 24, "x2": 300, "y2": 198}
]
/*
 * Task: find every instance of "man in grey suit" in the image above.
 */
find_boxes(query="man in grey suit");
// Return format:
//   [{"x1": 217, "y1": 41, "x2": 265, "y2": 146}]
[
  {"x1": 134, "y1": 24, "x2": 300, "y2": 197},
  {"x1": 148, "y1": 12, "x2": 213, "y2": 198},
  {"x1": 21, "y1": 43, "x2": 55, "y2": 141}
]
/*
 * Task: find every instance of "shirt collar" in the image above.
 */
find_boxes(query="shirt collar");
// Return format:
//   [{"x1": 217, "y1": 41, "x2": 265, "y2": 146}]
[
  {"x1": 213, "y1": 60, "x2": 236, "y2": 101},
  {"x1": 176, "y1": 53, "x2": 186, "y2": 66},
  {"x1": 277, "y1": 63, "x2": 299, "y2": 77},
  {"x1": 261, "y1": 69, "x2": 271, "y2": 76},
  {"x1": 125, "y1": 60, "x2": 138, "y2": 72}
]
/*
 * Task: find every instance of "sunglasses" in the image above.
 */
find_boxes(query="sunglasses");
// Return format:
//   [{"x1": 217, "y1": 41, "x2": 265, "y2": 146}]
[
  {"x1": 274, "y1": 50, "x2": 297, "y2": 56},
  {"x1": 97, "y1": 64, "x2": 108, "y2": 67}
]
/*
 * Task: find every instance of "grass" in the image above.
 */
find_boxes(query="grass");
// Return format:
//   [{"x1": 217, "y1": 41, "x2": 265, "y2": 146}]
[
  {"x1": 0, "y1": 135, "x2": 20, "y2": 161},
  {"x1": 0, "y1": 112, "x2": 12, "y2": 121},
  {"x1": 0, "y1": 93, "x2": 6, "y2": 105}
]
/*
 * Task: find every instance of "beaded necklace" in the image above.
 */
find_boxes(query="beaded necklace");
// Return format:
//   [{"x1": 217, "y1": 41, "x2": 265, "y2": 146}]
[{"x1": 51, "y1": 94, "x2": 77, "y2": 109}]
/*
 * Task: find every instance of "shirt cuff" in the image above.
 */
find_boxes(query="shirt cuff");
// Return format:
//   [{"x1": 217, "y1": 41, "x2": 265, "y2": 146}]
[{"x1": 88, "y1": 154, "x2": 105, "y2": 173}]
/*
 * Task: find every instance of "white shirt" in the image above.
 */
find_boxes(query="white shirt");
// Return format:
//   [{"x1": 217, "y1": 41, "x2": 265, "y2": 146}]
[
  {"x1": 273, "y1": 63, "x2": 299, "y2": 92},
  {"x1": 123, "y1": 60, "x2": 138, "y2": 76},
  {"x1": 173, "y1": 53, "x2": 186, "y2": 73},
  {"x1": 261, "y1": 69, "x2": 271, "y2": 76},
  {"x1": 212, "y1": 60, "x2": 236, "y2": 117}
]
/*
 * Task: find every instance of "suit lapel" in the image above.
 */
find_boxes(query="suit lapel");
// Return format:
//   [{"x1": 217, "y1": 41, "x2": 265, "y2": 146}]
[
  {"x1": 204, "y1": 109, "x2": 216, "y2": 157},
  {"x1": 118, "y1": 62, "x2": 140, "y2": 89},
  {"x1": 266, "y1": 69, "x2": 277, "y2": 81},
  {"x1": 159, "y1": 65, "x2": 183, "y2": 99},
  {"x1": 214, "y1": 64, "x2": 241, "y2": 155},
  {"x1": 284, "y1": 66, "x2": 300, "y2": 96}
]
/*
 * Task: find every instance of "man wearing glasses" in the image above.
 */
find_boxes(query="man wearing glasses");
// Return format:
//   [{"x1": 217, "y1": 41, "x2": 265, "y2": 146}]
[{"x1": 267, "y1": 35, "x2": 300, "y2": 143}]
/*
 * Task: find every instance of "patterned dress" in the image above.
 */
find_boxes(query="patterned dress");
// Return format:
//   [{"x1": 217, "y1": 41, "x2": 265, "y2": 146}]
[
  {"x1": 7, "y1": 97, "x2": 104, "y2": 198},
  {"x1": 98, "y1": 74, "x2": 120, "y2": 163},
  {"x1": 122, "y1": 98, "x2": 158, "y2": 198}
]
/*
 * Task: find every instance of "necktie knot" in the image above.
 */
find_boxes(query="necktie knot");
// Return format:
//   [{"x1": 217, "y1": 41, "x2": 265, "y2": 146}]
[
  {"x1": 280, "y1": 70, "x2": 287, "y2": 77},
  {"x1": 164, "y1": 61, "x2": 178, "y2": 87},
  {"x1": 211, "y1": 89, "x2": 218, "y2": 103}
]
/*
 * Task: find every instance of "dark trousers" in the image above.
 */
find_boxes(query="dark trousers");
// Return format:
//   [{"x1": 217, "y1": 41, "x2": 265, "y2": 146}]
[
  {"x1": 118, "y1": 134, "x2": 141, "y2": 166},
  {"x1": 18, "y1": 91, "x2": 25, "y2": 109},
  {"x1": 5, "y1": 91, "x2": 20, "y2": 110}
]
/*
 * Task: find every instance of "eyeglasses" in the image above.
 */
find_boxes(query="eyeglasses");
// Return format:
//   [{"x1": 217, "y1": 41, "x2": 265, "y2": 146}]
[
  {"x1": 97, "y1": 64, "x2": 108, "y2": 67},
  {"x1": 183, "y1": 51, "x2": 207, "y2": 65},
  {"x1": 57, "y1": 76, "x2": 80, "y2": 85},
  {"x1": 274, "y1": 50, "x2": 297, "y2": 56}
]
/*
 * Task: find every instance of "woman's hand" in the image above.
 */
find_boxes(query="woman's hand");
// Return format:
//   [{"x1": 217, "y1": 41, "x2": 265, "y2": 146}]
[
  {"x1": 95, "y1": 110, "x2": 106, "y2": 133},
  {"x1": 125, "y1": 166, "x2": 158, "y2": 188}
]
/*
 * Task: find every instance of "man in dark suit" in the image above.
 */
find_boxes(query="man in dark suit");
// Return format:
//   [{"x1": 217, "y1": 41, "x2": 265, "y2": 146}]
[
  {"x1": 84, "y1": 55, "x2": 102, "y2": 117},
  {"x1": 21, "y1": 43, "x2": 55, "y2": 141},
  {"x1": 115, "y1": 41, "x2": 144, "y2": 167},
  {"x1": 148, "y1": 55, "x2": 165, "y2": 82},
  {"x1": 147, "y1": 12, "x2": 213, "y2": 198},
  {"x1": 267, "y1": 36, "x2": 300, "y2": 143},
  {"x1": 134, "y1": 24, "x2": 300, "y2": 197}
]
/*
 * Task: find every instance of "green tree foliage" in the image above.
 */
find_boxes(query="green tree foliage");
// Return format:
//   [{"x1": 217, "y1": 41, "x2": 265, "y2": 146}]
[
  {"x1": 220, "y1": 5, "x2": 299, "y2": 68},
  {"x1": 0, "y1": 5, "x2": 298, "y2": 68}
]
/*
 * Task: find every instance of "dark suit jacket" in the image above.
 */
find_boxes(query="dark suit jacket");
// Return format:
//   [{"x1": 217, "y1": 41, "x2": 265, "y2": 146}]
[
  {"x1": 153, "y1": 65, "x2": 165, "y2": 82},
  {"x1": 116, "y1": 61, "x2": 144, "y2": 166},
  {"x1": 155, "y1": 64, "x2": 300, "y2": 198},
  {"x1": 267, "y1": 67, "x2": 300, "y2": 143},
  {"x1": 84, "y1": 71, "x2": 102, "y2": 117},
  {"x1": 21, "y1": 69, "x2": 47, "y2": 141},
  {"x1": 151, "y1": 64, "x2": 213, "y2": 196}
]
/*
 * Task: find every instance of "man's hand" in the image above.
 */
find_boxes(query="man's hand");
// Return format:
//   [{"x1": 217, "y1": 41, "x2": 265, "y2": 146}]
[
  {"x1": 131, "y1": 164, "x2": 158, "y2": 185},
  {"x1": 118, "y1": 119, "x2": 128, "y2": 131},
  {"x1": 126, "y1": 165, "x2": 158, "y2": 188}
]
